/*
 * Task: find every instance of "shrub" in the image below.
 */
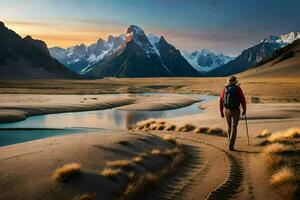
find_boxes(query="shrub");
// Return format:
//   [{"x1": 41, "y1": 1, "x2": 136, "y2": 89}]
[{"x1": 52, "y1": 163, "x2": 81, "y2": 182}]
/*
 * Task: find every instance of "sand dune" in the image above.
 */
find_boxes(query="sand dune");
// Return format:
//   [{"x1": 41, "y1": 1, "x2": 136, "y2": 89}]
[{"x1": 0, "y1": 131, "x2": 183, "y2": 200}]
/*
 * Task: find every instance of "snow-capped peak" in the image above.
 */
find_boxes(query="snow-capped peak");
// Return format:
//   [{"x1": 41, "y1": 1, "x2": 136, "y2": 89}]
[
  {"x1": 262, "y1": 32, "x2": 300, "y2": 45},
  {"x1": 182, "y1": 49, "x2": 235, "y2": 72}
]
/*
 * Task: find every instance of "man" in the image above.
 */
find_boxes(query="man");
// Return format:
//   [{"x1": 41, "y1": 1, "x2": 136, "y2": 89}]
[{"x1": 219, "y1": 76, "x2": 246, "y2": 151}]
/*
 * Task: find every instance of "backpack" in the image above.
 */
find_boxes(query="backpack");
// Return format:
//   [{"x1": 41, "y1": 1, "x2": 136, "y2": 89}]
[{"x1": 223, "y1": 85, "x2": 240, "y2": 110}]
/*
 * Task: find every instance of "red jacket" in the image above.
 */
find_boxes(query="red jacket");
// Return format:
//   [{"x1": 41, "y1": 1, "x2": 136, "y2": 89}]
[{"x1": 219, "y1": 85, "x2": 246, "y2": 113}]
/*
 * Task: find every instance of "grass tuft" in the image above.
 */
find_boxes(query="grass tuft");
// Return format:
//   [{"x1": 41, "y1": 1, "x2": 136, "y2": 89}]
[
  {"x1": 271, "y1": 167, "x2": 296, "y2": 186},
  {"x1": 72, "y1": 193, "x2": 96, "y2": 200},
  {"x1": 107, "y1": 160, "x2": 132, "y2": 168},
  {"x1": 207, "y1": 127, "x2": 226, "y2": 136},
  {"x1": 100, "y1": 168, "x2": 122, "y2": 179},
  {"x1": 194, "y1": 127, "x2": 209, "y2": 134},
  {"x1": 268, "y1": 127, "x2": 300, "y2": 142},
  {"x1": 163, "y1": 147, "x2": 180, "y2": 159},
  {"x1": 151, "y1": 148, "x2": 162, "y2": 156},
  {"x1": 157, "y1": 125, "x2": 166, "y2": 131},
  {"x1": 262, "y1": 143, "x2": 292, "y2": 155},
  {"x1": 165, "y1": 124, "x2": 176, "y2": 131},
  {"x1": 177, "y1": 124, "x2": 196, "y2": 132},
  {"x1": 52, "y1": 163, "x2": 81, "y2": 182},
  {"x1": 163, "y1": 134, "x2": 177, "y2": 144},
  {"x1": 257, "y1": 129, "x2": 272, "y2": 138},
  {"x1": 132, "y1": 156, "x2": 144, "y2": 163}
]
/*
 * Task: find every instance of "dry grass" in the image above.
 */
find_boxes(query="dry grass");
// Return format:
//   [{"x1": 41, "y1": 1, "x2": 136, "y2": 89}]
[
  {"x1": 122, "y1": 173, "x2": 159, "y2": 199},
  {"x1": 52, "y1": 163, "x2": 81, "y2": 182},
  {"x1": 100, "y1": 168, "x2": 122, "y2": 179},
  {"x1": 257, "y1": 129, "x2": 272, "y2": 138},
  {"x1": 271, "y1": 167, "x2": 296, "y2": 186},
  {"x1": 163, "y1": 147, "x2": 180, "y2": 159},
  {"x1": 163, "y1": 134, "x2": 177, "y2": 144},
  {"x1": 268, "y1": 127, "x2": 300, "y2": 142},
  {"x1": 132, "y1": 156, "x2": 144, "y2": 163},
  {"x1": 207, "y1": 127, "x2": 226, "y2": 136},
  {"x1": 157, "y1": 125, "x2": 166, "y2": 131},
  {"x1": 72, "y1": 193, "x2": 96, "y2": 200},
  {"x1": 120, "y1": 145, "x2": 184, "y2": 199},
  {"x1": 177, "y1": 124, "x2": 196, "y2": 132},
  {"x1": 194, "y1": 127, "x2": 209, "y2": 134},
  {"x1": 151, "y1": 148, "x2": 162, "y2": 156},
  {"x1": 107, "y1": 160, "x2": 132, "y2": 168},
  {"x1": 165, "y1": 124, "x2": 176, "y2": 131},
  {"x1": 262, "y1": 143, "x2": 291, "y2": 155}
]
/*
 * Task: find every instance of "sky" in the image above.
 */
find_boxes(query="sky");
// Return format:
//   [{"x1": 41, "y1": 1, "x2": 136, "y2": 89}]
[{"x1": 1, "y1": 0, "x2": 300, "y2": 56}]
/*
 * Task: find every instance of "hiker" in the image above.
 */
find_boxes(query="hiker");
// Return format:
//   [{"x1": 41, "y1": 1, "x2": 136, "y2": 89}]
[{"x1": 219, "y1": 76, "x2": 246, "y2": 151}]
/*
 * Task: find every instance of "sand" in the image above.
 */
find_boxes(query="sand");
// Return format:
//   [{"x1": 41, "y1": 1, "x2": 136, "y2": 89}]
[
  {"x1": 1, "y1": 95, "x2": 299, "y2": 199},
  {"x1": 1, "y1": 76, "x2": 300, "y2": 103},
  {"x1": 0, "y1": 131, "x2": 181, "y2": 200},
  {"x1": 0, "y1": 77, "x2": 300, "y2": 199}
]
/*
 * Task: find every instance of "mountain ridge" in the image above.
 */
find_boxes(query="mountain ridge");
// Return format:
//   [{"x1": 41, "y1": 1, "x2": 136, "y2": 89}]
[
  {"x1": 0, "y1": 21, "x2": 80, "y2": 80},
  {"x1": 205, "y1": 32, "x2": 300, "y2": 77},
  {"x1": 182, "y1": 49, "x2": 235, "y2": 72},
  {"x1": 86, "y1": 25, "x2": 199, "y2": 78}
]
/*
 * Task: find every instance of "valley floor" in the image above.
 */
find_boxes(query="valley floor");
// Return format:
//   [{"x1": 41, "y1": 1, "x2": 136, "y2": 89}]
[
  {"x1": 0, "y1": 78, "x2": 300, "y2": 199},
  {"x1": 0, "y1": 76, "x2": 300, "y2": 103}
]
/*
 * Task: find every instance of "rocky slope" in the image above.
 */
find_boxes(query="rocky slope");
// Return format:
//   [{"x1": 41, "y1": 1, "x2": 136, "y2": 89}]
[
  {"x1": 0, "y1": 21, "x2": 80, "y2": 80},
  {"x1": 85, "y1": 25, "x2": 199, "y2": 78},
  {"x1": 206, "y1": 32, "x2": 300, "y2": 76}
]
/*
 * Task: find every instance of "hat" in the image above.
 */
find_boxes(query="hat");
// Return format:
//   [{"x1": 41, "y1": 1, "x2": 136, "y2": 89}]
[{"x1": 227, "y1": 76, "x2": 238, "y2": 85}]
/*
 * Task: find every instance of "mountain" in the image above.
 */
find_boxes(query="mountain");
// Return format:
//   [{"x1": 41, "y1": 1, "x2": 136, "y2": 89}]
[
  {"x1": 205, "y1": 32, "x2": 300, "y2": 77},
  {"x1": 0, "y1": 21, "x2": 80, "y2": 80},
  {"x1": 49, "y1": 35, "x2": 125, "y2": 73},
  {"x1": 182, "y1": 49, "x2": 235, "y2": 72},
  {"x1": 240, "y1": 39, "x2": 300, "y2": 78},
  {"x1": 85, "y1": 25, "x2": 199, "y2": 78}
]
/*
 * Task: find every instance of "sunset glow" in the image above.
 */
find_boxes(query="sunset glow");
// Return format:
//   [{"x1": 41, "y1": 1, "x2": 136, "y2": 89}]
[{"x1": 1, "y1": 0, "x2": 300, "y2": 55}]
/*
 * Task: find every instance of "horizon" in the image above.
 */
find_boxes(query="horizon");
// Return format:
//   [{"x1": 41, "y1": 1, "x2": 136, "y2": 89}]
[{"x1": 1, "y1": 0, "x2": 300, "y2": 56}]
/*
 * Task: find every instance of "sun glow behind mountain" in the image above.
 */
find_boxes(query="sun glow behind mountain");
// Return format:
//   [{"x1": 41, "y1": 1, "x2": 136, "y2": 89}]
[{"x1": 1, "y1": 0, "x2": 300, "y2": 55}]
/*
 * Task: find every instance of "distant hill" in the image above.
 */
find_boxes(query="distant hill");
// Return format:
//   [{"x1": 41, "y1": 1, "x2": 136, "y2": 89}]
[
  {"x1": 239, "y1": 39, "x2": 300, "y2": 78},
  {"x1": 205, "y1": 32, "x2": 300, "y2": 77},
  {"x1": 0, "y1": 21, "x2": 80, "y2": 80},
  {"x1": 86, "y1": 25, "x2": 199, "y2": 78}
]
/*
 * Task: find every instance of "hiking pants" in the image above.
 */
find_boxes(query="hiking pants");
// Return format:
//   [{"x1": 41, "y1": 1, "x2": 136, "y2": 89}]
[{"x1": 225, "y1": 108, "x2": 240, "y2": 148}]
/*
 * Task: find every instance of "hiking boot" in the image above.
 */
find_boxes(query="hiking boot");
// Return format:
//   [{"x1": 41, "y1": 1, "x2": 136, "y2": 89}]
[{"x1": 229, "y1": 146, "x2": 234, "y2": 151}]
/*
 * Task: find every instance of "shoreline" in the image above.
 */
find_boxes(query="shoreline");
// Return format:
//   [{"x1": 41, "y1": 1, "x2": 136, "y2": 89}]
[{"x1": 0, "y1": 93, "x2": 201, "y2": 124}]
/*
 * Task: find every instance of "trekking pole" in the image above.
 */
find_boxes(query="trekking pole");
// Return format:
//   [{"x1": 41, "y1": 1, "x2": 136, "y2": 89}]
[{"x1": 245, "y1": 113, "x2": 250, "y2": 145}]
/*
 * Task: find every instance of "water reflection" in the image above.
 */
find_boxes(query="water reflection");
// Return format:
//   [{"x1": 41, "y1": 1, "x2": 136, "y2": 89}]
[
  {"x1": 0, "y1": 94, "x2": 217, "y2": 146},
  {"x1": 0, "y1": 95, "x2": 216, "y2": 130}
]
